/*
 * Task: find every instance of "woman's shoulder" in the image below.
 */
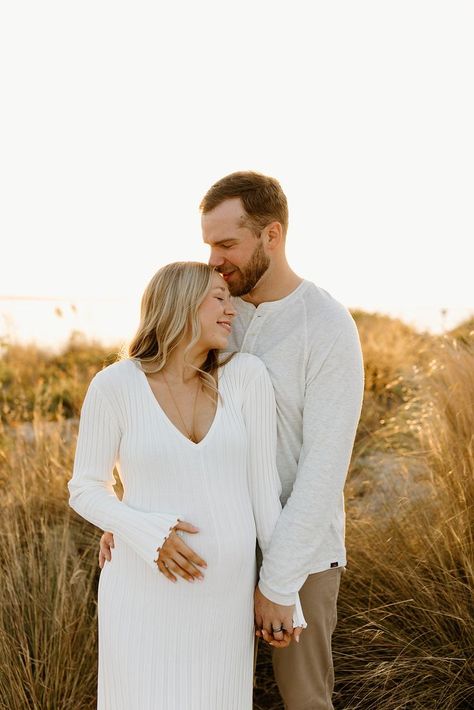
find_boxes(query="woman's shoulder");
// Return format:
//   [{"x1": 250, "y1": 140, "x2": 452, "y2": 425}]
[
  {"x1": 220, "y1": 352, "x2": 269, "y2": 386},
  {"x1": 90, "y1": 358, "x2": 138, "y2": 394}
]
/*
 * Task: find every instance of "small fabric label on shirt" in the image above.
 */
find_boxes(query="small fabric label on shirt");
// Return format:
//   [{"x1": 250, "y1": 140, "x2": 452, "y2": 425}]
[{"x1": 330, "y1": 562, "x2": 339, "y2": 568}]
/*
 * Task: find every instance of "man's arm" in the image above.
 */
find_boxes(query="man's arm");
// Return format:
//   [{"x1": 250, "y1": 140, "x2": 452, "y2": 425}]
[
  {"x1": 240, "y1": 356, "x2": 306, "y2": 643},
  {"x1": 258, "y1": 314, "x2": 364, "y2": 604}
]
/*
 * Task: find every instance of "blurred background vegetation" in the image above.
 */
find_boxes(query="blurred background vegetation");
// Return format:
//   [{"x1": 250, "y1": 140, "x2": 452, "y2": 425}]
[{"x1": 0, "y1": 313, "x2": 473, "y2": 709}]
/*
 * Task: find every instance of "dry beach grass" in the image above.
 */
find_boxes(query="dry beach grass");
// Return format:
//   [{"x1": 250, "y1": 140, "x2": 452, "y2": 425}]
[{"x1": 0, "y1": 317, "x2": 473, "y2": 709}]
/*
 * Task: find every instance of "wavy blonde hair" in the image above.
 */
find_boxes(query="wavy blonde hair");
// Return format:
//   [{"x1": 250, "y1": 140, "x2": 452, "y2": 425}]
[{"x1": 124, "y1": 262, "x2": 233, "y2": 397}]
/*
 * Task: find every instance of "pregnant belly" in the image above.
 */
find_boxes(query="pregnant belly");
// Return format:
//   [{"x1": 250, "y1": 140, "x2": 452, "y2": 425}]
[
  {"x1": 178, "y1": 507, "x2": 257, "y2": 588},
  {"x1": 100, "y1": 505, "x2": 258, "y2": 600}
]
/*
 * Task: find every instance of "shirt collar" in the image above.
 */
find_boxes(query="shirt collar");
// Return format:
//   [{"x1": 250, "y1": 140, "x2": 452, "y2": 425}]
[{"x1": 233, "y1": 279, "x2": 309, "y2": 313}]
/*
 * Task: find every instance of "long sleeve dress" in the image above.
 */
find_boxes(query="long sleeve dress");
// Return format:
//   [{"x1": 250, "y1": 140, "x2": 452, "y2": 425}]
[{"x1": 68, "y1": 352, "x2": 305, "y2": 710}]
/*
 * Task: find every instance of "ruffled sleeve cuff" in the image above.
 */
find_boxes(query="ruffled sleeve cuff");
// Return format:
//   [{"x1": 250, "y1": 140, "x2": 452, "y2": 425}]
[
  {"x1": 152, "y1": 515, "x2": 182, "y2": 567},
  {"x1": 292, "y1": 593, "x2": 307, "y2": 629},
  {"x1": 113, "y1": 512, "x2": 182, "y2": 570}
]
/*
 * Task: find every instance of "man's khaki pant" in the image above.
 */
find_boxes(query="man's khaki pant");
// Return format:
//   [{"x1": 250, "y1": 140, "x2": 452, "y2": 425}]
[{"x1": 272, "y1": 567, "x2": 343, "y2": 710}]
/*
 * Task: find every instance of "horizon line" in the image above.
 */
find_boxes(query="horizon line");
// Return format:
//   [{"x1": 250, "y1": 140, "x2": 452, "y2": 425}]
[{"x1": 0, "y1": 295, "x2": 124, "y2": 302}]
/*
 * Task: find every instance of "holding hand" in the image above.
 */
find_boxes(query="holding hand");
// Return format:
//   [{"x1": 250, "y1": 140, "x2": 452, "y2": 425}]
[{"x1": 254, "y1": 586, "x2": 304, "y2": 648}]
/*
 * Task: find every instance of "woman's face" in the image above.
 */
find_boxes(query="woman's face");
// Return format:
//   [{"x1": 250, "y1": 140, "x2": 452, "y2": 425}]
[{"x1": 197, "y1": 272, "x2": 236, "y2": 351}]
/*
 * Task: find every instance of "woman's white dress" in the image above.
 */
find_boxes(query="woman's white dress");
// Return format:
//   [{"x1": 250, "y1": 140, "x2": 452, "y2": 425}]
[{"x1": 69, "y1": 353, "x2": 305, "y2": 710}]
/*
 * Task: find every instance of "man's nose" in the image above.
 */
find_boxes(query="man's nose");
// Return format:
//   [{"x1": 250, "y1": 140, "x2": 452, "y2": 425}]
[{"x1": 208, "y1": 250, "x2": 225, "y2": 268}]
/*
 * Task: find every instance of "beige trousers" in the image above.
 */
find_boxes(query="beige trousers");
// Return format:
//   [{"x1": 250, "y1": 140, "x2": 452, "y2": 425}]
[{"x1": 271, "y1": 567, "x2": 343, "y2": 710}]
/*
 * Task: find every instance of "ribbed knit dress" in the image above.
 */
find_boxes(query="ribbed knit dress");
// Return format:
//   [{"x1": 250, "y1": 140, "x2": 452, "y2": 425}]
[{"x1": 68, "y1": 352, "x2": 305, "y2": 710}]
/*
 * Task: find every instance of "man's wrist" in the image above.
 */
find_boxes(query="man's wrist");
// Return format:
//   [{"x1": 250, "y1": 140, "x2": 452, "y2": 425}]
[{"x1": 258, "y1": 579, "x2": 296, "y2": 606}]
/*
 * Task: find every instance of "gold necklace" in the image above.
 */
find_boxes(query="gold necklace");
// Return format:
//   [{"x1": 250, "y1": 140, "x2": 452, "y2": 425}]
[{"x1": 160, "y1": 370, "x2": 201, "y2": 443}]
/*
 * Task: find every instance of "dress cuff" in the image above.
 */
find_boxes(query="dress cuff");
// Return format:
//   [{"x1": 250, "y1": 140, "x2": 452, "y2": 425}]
[
  {"x1": 143, "y1": 514, "x2": 181, "y2": 568},
  {"x1": 292, "y1": 593, "x2": 307, "y2": 629}
]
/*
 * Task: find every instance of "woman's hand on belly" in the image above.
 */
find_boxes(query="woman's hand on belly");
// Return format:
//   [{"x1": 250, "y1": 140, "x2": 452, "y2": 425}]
[{"x1": 156, "y1": 520, "x2": 208, "y2": 583}]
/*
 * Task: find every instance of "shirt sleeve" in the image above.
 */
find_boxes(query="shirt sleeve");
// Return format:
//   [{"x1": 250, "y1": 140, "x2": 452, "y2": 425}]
[
  {"x1": 68, "y1": 379, "x2": 181, "y2": 569},
  {"x1": 242, "y1": 360, "x2": 307, "y2": 627},
  {"x1": 258, "y1": 316, "x2": 364, "y2": 604}
]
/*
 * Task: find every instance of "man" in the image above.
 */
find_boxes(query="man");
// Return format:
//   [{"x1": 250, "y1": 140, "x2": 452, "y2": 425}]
[{"x1": 100, "y1": 172, "x2": 364, "y2": 709}]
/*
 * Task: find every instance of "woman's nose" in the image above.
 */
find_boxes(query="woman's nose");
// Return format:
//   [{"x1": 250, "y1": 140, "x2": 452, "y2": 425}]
[{"x1": 225, "y1": 301, "x2": 237, "y2": 317}]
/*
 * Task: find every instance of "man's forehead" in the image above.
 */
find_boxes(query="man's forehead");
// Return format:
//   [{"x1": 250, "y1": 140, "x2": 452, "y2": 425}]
[{"x1": 201, "y1": 196, "x2": 243, "y2": 220}]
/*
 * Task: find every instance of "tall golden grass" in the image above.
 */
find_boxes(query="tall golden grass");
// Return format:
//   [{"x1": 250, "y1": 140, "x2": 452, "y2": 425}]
[
  {"x1": 0, "y1": 318, "x2": 473, "y2": 709},
  {"x1": 334, "y1": 332, "x2": 474, "y2": 709}
]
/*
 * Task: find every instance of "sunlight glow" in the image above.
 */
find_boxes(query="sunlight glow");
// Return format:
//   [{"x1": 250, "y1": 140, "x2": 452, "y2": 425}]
[{"x1": 1, "y1": 1, "x2": 473, "y2": 348}]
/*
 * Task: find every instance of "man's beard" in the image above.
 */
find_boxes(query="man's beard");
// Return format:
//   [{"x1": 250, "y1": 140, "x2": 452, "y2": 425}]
[{"x1": 226, "y1": 241, "x2": 270, "y2": 297}]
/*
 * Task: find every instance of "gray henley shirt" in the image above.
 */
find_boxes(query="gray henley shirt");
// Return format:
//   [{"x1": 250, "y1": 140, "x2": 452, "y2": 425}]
[{"x1": 226, "y1": 279, "x2": 364, "y2": 605}]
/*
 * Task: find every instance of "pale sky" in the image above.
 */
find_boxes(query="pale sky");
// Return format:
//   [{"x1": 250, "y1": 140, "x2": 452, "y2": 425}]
[{"x1": 1, "y1": 1, "x2": 473, "y2": 348}]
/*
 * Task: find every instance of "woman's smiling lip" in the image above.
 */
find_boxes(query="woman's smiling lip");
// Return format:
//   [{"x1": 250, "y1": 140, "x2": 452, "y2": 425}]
[{"x1": 217, "y1": 321, "x2": 232, "y2": 333}]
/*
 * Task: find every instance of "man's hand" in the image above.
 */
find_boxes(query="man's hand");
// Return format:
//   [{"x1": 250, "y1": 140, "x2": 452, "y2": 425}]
[
  {"x1": 99, "y1": 531, "x2": 114, "y2": 568},
  {"x1": 254, "y1": 586, "x2": 303, "y2": 648}
]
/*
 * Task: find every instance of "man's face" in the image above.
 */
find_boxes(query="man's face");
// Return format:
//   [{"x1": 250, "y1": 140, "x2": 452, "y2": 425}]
[{"x1": 201, "y1": 197, "x2": 270, "y2": 297}]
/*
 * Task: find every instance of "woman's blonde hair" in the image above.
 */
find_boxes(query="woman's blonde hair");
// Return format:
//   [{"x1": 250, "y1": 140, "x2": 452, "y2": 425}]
[{"x1": 124, "y1": 262, "x2": 233, "y2": 396}]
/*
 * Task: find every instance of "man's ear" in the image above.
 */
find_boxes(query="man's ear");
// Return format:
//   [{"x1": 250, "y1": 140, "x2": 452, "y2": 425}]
[{"x1": 263, "y1": 221, "x2": 284, "y2": 251}]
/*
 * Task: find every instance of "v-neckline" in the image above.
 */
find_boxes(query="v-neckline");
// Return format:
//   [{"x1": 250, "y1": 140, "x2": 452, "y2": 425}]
[{"x1": 134, "y1": 360, "x2": 223, "y2": 448}]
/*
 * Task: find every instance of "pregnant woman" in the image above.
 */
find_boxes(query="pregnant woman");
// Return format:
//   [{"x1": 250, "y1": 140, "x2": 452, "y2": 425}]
[{"x1": 68, "y1": 261, "x2": 305, "y2": 710}]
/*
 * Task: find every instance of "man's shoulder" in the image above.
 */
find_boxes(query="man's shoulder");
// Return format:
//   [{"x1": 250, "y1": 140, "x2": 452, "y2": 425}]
[
  {"x1": 300, "y1": 280, "x2": 350, "y2": 316},
  {"x1": 298, "y1": 281, "x2": 356, "y2": 337}
]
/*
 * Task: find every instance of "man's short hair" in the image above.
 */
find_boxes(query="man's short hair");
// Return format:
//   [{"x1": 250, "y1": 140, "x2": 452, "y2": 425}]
[{"x1": 199, "y1": 171, "x2": 289, "y2": 237}]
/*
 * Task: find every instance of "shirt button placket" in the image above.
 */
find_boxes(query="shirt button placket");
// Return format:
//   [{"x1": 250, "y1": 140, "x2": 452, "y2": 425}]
[{"x1": 249, "y1": 312, "x2": 264, "y2": 352}]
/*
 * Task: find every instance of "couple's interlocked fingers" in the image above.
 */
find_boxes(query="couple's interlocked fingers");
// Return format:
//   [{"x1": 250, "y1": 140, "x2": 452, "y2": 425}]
[{"x1": 254, "y1": 586, "x2": 303, "y2": 648}]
